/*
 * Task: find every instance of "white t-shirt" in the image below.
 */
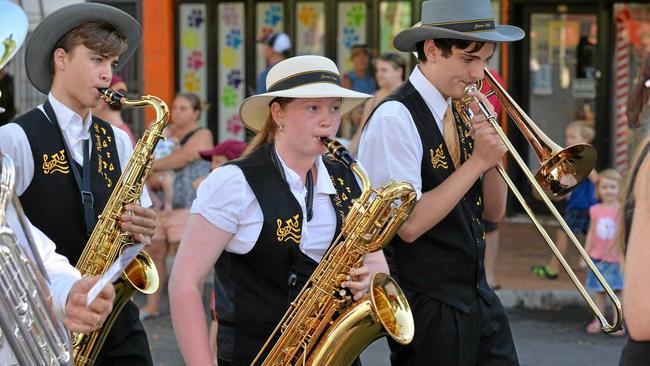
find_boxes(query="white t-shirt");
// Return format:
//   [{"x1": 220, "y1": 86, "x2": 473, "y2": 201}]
[
  {"x1": 0, "y1": 93, "x2": 151, "y2": 206},
  {"x1": 191, "y1": 147, "x2": 339, "y2": 262},
  {"x1": 358, "y1": 66, "x2": 449, "y2": 198}
]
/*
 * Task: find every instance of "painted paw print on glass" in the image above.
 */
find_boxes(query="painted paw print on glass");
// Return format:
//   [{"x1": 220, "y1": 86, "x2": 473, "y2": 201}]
[
  {"x1": 264, "y1": 4, "x2": 283, "y2": 26},
  {"x1": 182, "y1": 29, "x2": 200, "y2": 50},
  {"x1": 343, "y1": 27, "x2": 359, "y2": 48},
  {"x1": 221, "y1": 47, "x2": 237, "y2": 68},
  {"x1": 346, "y1": 4, "x2": 365, "y2": 27},
  {"x1": 227, "y1": 114, "x2": 243, "y2": 135},
  {"x1": 183, "y1": 73, "x2": 201, "y2": 93},
  {"x1": 303, "y1": 27, "x2": 318, "y2": 48},
  {"x1": 221, "y1": 4, "x2": 239, "y2": 27},
  {"x1": 186, "y1": 50, "x2": 204, "y2": 70},
  {"x1": 226, "y1": 29, "x2": 242, "y2": 49},
  {"x1": 187, "y1": 9, "x2": 204, "y2": 28},
  {"x1": 227, "y1": 70, "x2": 242, "y2": 89},
  {"x1": 221, "y1": 85, "x2": 238, "y2": 108},
  {"x1": 298, "y1": 5, "x2": 317, "y2": 27}
]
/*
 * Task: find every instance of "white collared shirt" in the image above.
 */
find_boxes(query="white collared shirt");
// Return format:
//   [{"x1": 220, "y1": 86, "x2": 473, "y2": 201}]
[
  {"x1": 358, "y1": 66, "x2": 449, "y2": 198},
  {"x1": 191, "y1": 148, "x2": 338, "y2": 262},
  {"x1": 0, "y1": 93, "x2": 151, "y2": 206}
]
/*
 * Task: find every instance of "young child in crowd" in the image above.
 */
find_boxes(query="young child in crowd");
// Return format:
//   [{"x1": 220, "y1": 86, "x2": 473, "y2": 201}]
[
  {"x1": 584, "y1": 169, "x2": 624, "y2": 335},
  {"x1": 532, "y1": 120, "x2": 598, "y2": 279},
  {"x1": 148, "y1": 132, "x2": 176, "y2": 212}
]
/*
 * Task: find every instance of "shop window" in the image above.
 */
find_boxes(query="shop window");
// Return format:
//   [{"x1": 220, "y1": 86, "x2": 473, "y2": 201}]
[
  {"x1": 217, "y1": 3, "x2": 246, "y2": 142},
  {"x1": 179, "y1": 3, "x2": 208, "y2": 127},
  {"x1": 295, "y1": 1, "x2": 326, "y2": 56}
]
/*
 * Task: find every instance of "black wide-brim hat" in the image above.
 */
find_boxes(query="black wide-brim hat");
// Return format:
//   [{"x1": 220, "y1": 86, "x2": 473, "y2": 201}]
[
  {"x1": 393, "y1": 0, "x2": 525, "y2": 52},
  {"x1": 25, "y1": 3, "x2": 142, "y2": 94}
]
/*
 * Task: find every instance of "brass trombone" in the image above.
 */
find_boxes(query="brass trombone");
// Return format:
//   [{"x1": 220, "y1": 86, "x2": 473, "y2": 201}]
[{"x1": 454, "y1": 68, "x2": 623, "y2": 333}]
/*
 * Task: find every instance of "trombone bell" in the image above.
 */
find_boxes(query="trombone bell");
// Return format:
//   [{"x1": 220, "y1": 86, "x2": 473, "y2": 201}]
[{"x1": 536, "y1": 143, "x2": 597, "y2": 197}]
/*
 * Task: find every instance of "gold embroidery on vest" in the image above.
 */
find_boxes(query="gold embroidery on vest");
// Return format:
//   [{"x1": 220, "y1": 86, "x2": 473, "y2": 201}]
[
  {"x1": 42, "y1": 149, "x2": 70, "y2": 174},
  {"x1": 430, "y1": 144, "x2": 449, "y2": 170},
  {"x1": 276, "y1": 214, "x2": 301, "y2": 243}
]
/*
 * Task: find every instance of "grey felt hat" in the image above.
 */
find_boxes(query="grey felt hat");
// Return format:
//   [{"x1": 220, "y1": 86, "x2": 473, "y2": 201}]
[
  {"x1": 393, "y1": 0, "x2": 524, "y2": 52},
  {"x1": 25, "y1": 3, "x2": 142, "y2": 94}
]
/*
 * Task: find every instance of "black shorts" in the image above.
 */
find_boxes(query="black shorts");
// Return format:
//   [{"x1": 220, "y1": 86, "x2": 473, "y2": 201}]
[{"x1": 620, "y1": 339, "x2": 650, "y2": 366}]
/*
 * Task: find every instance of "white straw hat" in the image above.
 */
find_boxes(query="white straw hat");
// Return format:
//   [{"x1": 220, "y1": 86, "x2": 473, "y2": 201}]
[{"x1": 239, "y1": 55, "x2": 371, "y2": 132}]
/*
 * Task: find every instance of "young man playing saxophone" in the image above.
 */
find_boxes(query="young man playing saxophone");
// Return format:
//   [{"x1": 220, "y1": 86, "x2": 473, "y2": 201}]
[
  {"x1": 0, "y1": 3, "x2": 156, "y2": 365},
  {"x1": 358, "y1": 0, "x2": 524, "y2": 364}
]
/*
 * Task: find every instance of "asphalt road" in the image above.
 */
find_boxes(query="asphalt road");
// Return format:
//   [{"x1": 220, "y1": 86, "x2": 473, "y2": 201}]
[{"x1": 138, "y1": 291, "x2": 627, "y2": 366}]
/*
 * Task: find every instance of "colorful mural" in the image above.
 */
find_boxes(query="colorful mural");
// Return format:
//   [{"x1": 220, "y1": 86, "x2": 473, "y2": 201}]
[
  {"x1": 256, "y1": 2, "x2": 285, "y2": 77},
  {"x1": 218, "y1": 3, "x2": 246, "y2": 142},
  {"x1": 337, "y1": 2, "x2": 367, "y2": 73},
  {"x1": 296, "y1": 2, "x2": 325, "y2": 56},
  {"x1": 179, "y1": 4, "x2": 207, "y2": 127}
]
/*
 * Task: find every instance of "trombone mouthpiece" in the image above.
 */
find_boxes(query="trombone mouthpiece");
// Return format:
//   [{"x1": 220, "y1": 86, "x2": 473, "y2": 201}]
[{"x1": 464, "y1": 85, "x2": 479, "y2": 94}]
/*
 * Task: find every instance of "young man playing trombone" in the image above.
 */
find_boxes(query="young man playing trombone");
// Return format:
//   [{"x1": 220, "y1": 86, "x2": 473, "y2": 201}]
[{"x1": 358, "y1": 0, "x2": 524, "y2": 364}]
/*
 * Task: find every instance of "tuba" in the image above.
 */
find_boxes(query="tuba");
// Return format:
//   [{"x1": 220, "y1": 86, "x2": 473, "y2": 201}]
[
  {"x1": 252, "y1": 138, "x2": 415, "y2": 366},
  {"x1": 71, "y1": 89, "x2": 168, "y2": 365},
  {"x1": 0, "y1": 154, "x2": 73, "y2": 366}
]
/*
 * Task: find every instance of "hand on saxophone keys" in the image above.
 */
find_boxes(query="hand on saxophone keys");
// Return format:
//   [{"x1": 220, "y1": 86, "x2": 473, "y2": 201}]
[
  {"x1": 64, "y1": 276, "x2": 116, "y2": 334},
  {"x1": 341, "y1": 265, "x2": 371, "y2": 301},
  {"x1": 120, "y1": 204, "x2": 157, "y2": 247}
]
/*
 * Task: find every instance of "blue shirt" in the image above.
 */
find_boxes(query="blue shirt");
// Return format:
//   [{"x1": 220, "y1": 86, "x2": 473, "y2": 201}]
[
  {"x1": 566, "y1": 179, "x2": 597, "y2": 210},
  {"x1": 346, "y1": 71, "x2": 377, "y2": 95}
]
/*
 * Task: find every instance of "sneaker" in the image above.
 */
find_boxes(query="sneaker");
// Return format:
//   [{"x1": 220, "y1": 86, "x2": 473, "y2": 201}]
[
  {"x1": 586, "y1": 319, "x2": 601, "y2": 334},
  {"x1": 531, "y1": 265, "x2": 559, "y2": 280}
]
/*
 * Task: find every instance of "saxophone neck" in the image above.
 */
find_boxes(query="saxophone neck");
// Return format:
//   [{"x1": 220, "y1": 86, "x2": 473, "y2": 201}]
[
  {"x1": 320, "y1": 137, "x2": 371, "y2": 193},
  {"x1": 97, "y1": 88, "x2": 170, "y2": 127}
]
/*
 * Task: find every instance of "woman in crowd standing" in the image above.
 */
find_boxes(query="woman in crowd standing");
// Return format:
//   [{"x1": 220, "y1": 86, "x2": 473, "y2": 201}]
[
  {"x1": 349, "y1": 53, "x2": 406, "y2": 156},
  {"x1": 139, "y1": 92, "x2": 213, "y2": 320}
]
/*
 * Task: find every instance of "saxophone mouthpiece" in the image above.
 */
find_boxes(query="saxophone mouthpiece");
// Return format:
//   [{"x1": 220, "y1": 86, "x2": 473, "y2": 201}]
[
  {"x1": 320, "y1": 137, "x2": 356, "y2": 168},
  {"x1": 98, "y1": 87, "x2": 125, "y2": 105}
]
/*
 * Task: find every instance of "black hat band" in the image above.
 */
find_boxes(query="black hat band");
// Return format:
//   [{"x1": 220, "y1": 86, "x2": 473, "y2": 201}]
[
  {"x1": 267, "y1": 71, "x2": 341, "y2": 93},
  {"x1": 423, "y1": 18, "x2": 495, "y2": 34}
]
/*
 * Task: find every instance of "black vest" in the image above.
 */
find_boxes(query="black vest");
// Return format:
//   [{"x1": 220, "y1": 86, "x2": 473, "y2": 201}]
[
  {"x1": 215, "y1": 144, "x2": 361, "y2": 364},
  {"x1": 373, "y1": 81, "x2": 492, "y2": 313},
  {"x1": 14, "y1": 107, "x2": 121, "y2": 265}
]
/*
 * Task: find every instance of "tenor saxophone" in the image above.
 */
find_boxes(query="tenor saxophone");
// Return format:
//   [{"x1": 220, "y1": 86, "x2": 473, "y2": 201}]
[
  {"x1": 0, "y1": 153, "x2": 72, "y2": 366},
  {"x1": 252, "y1": 138, "x2": 416, "y2": 366},
  {"x1": 71, "y1": 89, "x2": 168, "y2": 365}
]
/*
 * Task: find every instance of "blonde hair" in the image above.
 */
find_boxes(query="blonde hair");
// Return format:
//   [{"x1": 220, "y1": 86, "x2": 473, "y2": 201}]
[
  {"x1": 595, "y1": 168, "x2": 622, "y2": 201},
  {"x1": 565, "y1": 120, "x2": 595, "y2": 143}
]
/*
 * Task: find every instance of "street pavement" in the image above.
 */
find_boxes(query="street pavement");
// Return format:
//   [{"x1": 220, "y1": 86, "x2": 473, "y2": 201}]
[{"x1": 137, "y1": 293, "x2": 627, "y2": 366}]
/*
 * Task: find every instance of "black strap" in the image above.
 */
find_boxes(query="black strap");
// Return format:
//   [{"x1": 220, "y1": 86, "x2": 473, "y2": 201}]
[
  {"x1": 179, "y1": 127, "x2": 202, "y2": 146},
  {"x1": 270, "y1": 147, "x2": 314, "y2": 222},
  {"x1": 43, "y1": 99, "x2": 96, "y2": 235}
]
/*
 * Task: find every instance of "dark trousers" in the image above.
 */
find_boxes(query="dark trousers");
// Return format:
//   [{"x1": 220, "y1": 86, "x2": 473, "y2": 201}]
[
  {"x1": 388, "y1": 290, "x2": 518, "y2": 366},
  {"x1": 95, "y1": 300, "x2": 153, "y2": 366},
  {"x1": 620, "y1": 339, "x2": 650, "y2": 366}
]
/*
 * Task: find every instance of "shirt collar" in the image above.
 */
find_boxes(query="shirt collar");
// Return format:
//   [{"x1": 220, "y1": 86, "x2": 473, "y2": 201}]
[
  {"x1": 47, "y1": 93, "x2": 93, "y2": 141},
  {"x1": 409, "y1": 65, "x2": 450, "y2": 123},
  {"x1": 274, "y1": 146, "x2": 336, "y2": 195}
]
